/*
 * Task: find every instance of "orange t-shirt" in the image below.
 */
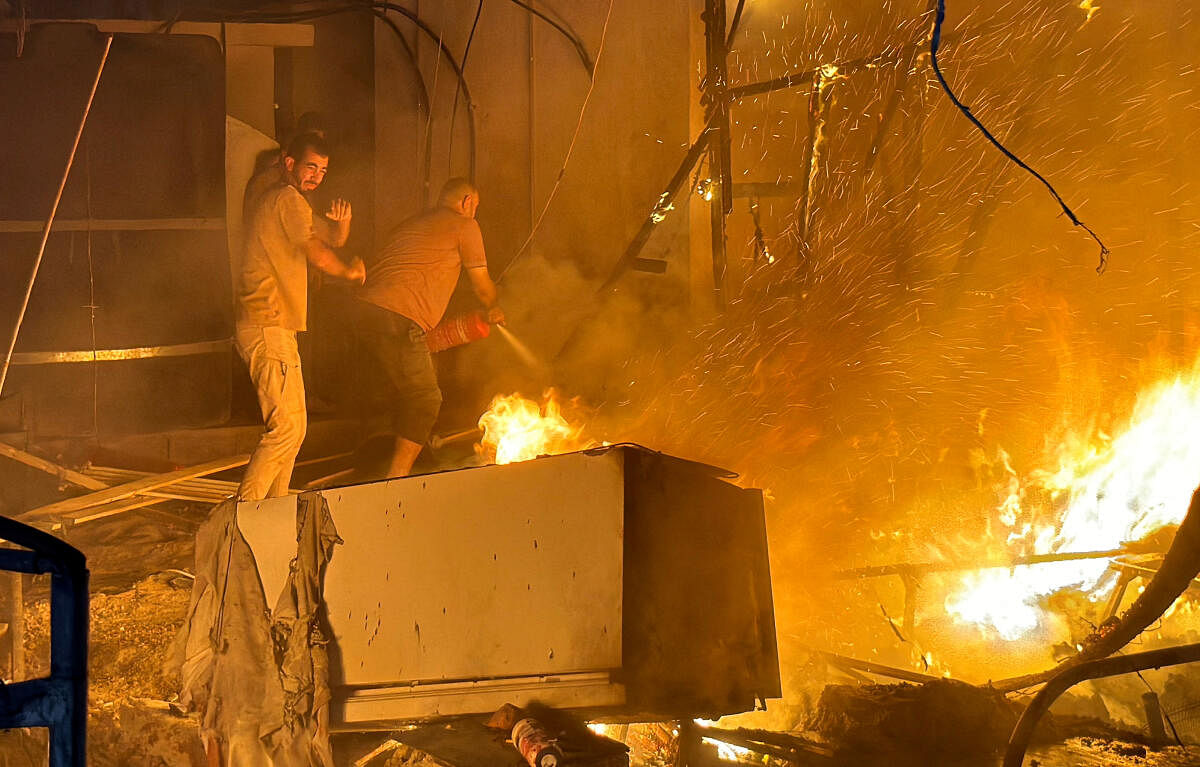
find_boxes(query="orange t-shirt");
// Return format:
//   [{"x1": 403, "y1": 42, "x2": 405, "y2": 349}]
[{"x1": 361, "y1": 207, "x2": 488, "y2": 331}]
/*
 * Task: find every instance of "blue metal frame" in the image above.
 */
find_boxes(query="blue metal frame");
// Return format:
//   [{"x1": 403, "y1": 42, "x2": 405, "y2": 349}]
[{"x1": 0, "y1": 516, "x2": 88, "y2": 766}]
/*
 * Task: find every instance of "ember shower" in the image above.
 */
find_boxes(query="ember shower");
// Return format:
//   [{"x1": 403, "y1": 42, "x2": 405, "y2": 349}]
[{"x1": 568, "y1": 0, "x2": 1200, "y2": 684}]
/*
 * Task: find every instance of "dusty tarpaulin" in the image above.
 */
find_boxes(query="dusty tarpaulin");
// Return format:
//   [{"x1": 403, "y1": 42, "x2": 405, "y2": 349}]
[{"x1": 166, "y1": 494, "x2": 342, "y2": 766}]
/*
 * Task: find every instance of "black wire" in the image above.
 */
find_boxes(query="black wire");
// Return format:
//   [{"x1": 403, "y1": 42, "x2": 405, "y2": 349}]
[
  {"x1": 448, "y1": 0, "x2": 484, "y2": 176},
  {"x1": 372, "y1": 1, "x2": 478, "y2": 179},
  {"x1": 1134, "y1": 670, "x2": 1187, "y2": 748},
  {"x1": 506, "y1": 0, "x2": 593, "y2": 74},
  {"x1": 726, "y1": 0, "x2": 746, "y2": 49},
  {"x1": 176, "y1": 0, "x2": 596, "y2": 184},
  {"x1": 930, "y1": 0, "x2": 1110, "y2": 274},
  {"x1": 372, "y1": 9, "x2": 435, "y2": 204},
  {"x1": 182, "y1": 1, "x2": 479, "y2": 177}
]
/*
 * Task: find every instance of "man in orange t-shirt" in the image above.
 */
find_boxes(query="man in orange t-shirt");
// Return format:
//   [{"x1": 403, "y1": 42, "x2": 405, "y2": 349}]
[{"x1": 358, "y1": 177, "x2": 504, "y2": 477}]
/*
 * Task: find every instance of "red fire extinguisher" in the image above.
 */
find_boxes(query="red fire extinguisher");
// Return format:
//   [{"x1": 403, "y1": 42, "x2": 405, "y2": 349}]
[{"x1": 426, "y1": 310, "x2": 491, "y2": 353}]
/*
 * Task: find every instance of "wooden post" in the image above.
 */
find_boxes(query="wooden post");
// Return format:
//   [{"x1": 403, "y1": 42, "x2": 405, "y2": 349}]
[{"x1": 1142, "y1": 692, "x2": 1168, "y2": 746}]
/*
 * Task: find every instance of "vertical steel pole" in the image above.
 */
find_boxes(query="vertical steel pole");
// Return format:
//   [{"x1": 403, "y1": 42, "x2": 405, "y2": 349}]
[{"x1": 701, "y1": 0, "x2": 732, "y2": 308}]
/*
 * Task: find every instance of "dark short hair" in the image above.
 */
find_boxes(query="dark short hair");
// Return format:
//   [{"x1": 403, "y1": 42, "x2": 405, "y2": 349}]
[
  {"x1": 295, "y1": 111, "x2": 327, "y2": 138},
  {"x1": 438, "y1": 177, "x2": 479, "y2": 205},
  {"x1": 286, "y1": 131, "x2": 331, "y2": 162}
]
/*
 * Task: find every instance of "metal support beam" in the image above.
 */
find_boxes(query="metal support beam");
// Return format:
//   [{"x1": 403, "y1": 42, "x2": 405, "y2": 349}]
[
  {"x1": 701, "y1": 0, "x2": 733, "y2": 308},
  {"x1": 597, "y1": 126, "x2": 714, "y2": 295}
]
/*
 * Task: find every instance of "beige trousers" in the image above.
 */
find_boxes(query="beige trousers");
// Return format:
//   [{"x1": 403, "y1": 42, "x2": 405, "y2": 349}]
[{"x1": 236, "y1": 325, "x2": 307, "y2": 501}]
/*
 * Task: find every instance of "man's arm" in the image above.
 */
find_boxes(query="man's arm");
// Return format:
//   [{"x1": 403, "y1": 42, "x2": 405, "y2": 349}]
[
  {"x1": 466, "y1": 266, "x2": 504, "y2": 324},
  {"x1": 313, "y1": 199, "x2": 352, "y2": 247},
  {"x1": 304, "y1": 236, "x2": 365, "y2": 283}
]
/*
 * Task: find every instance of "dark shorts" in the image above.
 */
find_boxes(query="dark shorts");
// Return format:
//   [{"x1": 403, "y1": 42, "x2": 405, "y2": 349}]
[{"x1": 356, "y1": 300, "x2": 442, "y2": 444}]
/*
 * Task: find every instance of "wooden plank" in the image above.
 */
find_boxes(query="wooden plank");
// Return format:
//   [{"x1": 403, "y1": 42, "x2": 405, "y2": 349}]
[
  {"x1": 139, "y1": 490, "x2": 230, "y2": 503},
  {"x1": 0, "y1": 217, "x2": 224, "y2": 233},
  {"x1": 52, "y1": 496, "x2": 162, "y2": 530},
  {"x1": 82, "y1": 466, "x2": 252, "y2": 498},
  {"x1": 819, "y1": 651, "x2": 943, "y2": 685},
  {"x1": 0, "y1": 441, "x2": 107, "y2": 491},
  {"x1": 21, "y1": 454, "x2": 249, "y2": 522}
]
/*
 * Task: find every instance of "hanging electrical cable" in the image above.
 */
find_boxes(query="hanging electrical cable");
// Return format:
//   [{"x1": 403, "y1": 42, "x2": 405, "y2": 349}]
[
  {"x1": 498, "y1": 0, "x2": 617, "y2": 281},
  {"x1": 930, "y1": 0, "x2": 1110, "y2": 273},
  {"x1": 506, "y1": 0, "x2": 593, "y2": 74},
  {"x1": 372, "y1": 1, "x2": 477, "y2": 178},
  {"x1": 448, "y1": 0, "x2": 485, "y2": 176},
  {"x1": 372, "y1": 8, "x2": 435, "y2": 203},
  {"x1": 187, "y1": 0, "x2": 595, "y2": 187}
]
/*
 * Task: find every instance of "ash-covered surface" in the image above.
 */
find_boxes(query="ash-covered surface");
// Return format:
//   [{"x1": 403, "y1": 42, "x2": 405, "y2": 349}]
[
  {"x1": 0, "y1": 571, "x2": 202, "y2": 765},
  {"x1": 1029, "y1": 739, "x2": 1200, "y2": 767},
  {"x1": 22, "y1": 571, "x2": 192, "y2": 703}
]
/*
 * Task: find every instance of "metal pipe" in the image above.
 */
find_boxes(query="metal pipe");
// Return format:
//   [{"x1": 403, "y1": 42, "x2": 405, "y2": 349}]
[
  {"x1": 702, "y1": 0, "x2": 732, "y2": 307},
  {"x1": 429, "y1": 427, "x2": 482, "y2": 450},
  {"x1": 1003, "y1": 643, "x2": 1200, "y2": 767},
  {"x1": 0, "y1": 34, "x2": 113, "y2": 398}
]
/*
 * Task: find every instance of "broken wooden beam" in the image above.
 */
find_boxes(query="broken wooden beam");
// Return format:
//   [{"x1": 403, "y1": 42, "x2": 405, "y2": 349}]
[
  {"x1": 0, "y1": 441, "x2": 106, "y2": 491},
  {"x1": 697, "y1": 725, "x2": 834, "y2": 763},
  {"x1": 817, "y1": 650, "x2": 944, "y2": 685},
  {"x1": 19, "y1": 454, "x2": 249, "y2": 524},
  {"x1": 835, "y1": 548, "x2": 1131, "y2": 580}
]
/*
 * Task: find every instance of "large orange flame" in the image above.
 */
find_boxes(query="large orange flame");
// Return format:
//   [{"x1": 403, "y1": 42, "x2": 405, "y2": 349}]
[
  {"x1": 477, "y1": 389, "x2": 595, "y2": 465},
  {"x1": 945, "y1": 362, "x2": 1200, "y2": 640}
]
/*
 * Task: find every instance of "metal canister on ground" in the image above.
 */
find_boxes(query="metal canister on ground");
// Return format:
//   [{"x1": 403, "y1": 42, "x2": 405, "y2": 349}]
[
  {"x1": 511, "y1": 717, "x2": 565, "y2": 767},
  {"x1": 425, "y1": 310, "x2": 491, "y2": 353}
]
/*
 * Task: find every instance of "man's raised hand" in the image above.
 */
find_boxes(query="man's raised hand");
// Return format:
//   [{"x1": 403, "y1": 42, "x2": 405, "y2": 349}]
[{"x1": 327, "y1": 199, "x2": 353, "y2": 222}]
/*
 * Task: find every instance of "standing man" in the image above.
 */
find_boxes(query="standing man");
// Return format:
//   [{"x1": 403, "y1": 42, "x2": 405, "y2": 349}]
[
  {"x1": 359, "y1": 178, "x2": 504, "y2": 478},
  {"x1": 236, "y1": 132, "x2": 365, "y2": 501}
]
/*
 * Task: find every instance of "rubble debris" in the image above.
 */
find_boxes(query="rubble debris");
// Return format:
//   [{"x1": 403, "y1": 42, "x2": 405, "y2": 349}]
[
  {"x1": 353, "y1": 739, "x2": 402, "y2": 766},
  {"x1": 805, "y1": 677, "x2": 1170, "y2": 764},
  {"x1": 807, "y1": 679, "x2": 1020, "y2": 758},
  {"x1": 23, "y1": 571, "x2": 191, "y2": 702},
  {"x1": 87, "y1": 699, "x2": 205, "y2": 767},
  {"x1": 1073, "y1": 737, "x2": 1146, "y2": 758},
  {"x1": 1, "y1": 573, "x2": 201, "y2": 765},
  {"x1": 694, "y1": 725, "x2": 833, "y2": 764}
]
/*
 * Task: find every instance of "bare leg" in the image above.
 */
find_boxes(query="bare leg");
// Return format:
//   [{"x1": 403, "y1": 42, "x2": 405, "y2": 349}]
[{"x1": 387, "y1": 436, "x2": 423, "y2": 478}]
